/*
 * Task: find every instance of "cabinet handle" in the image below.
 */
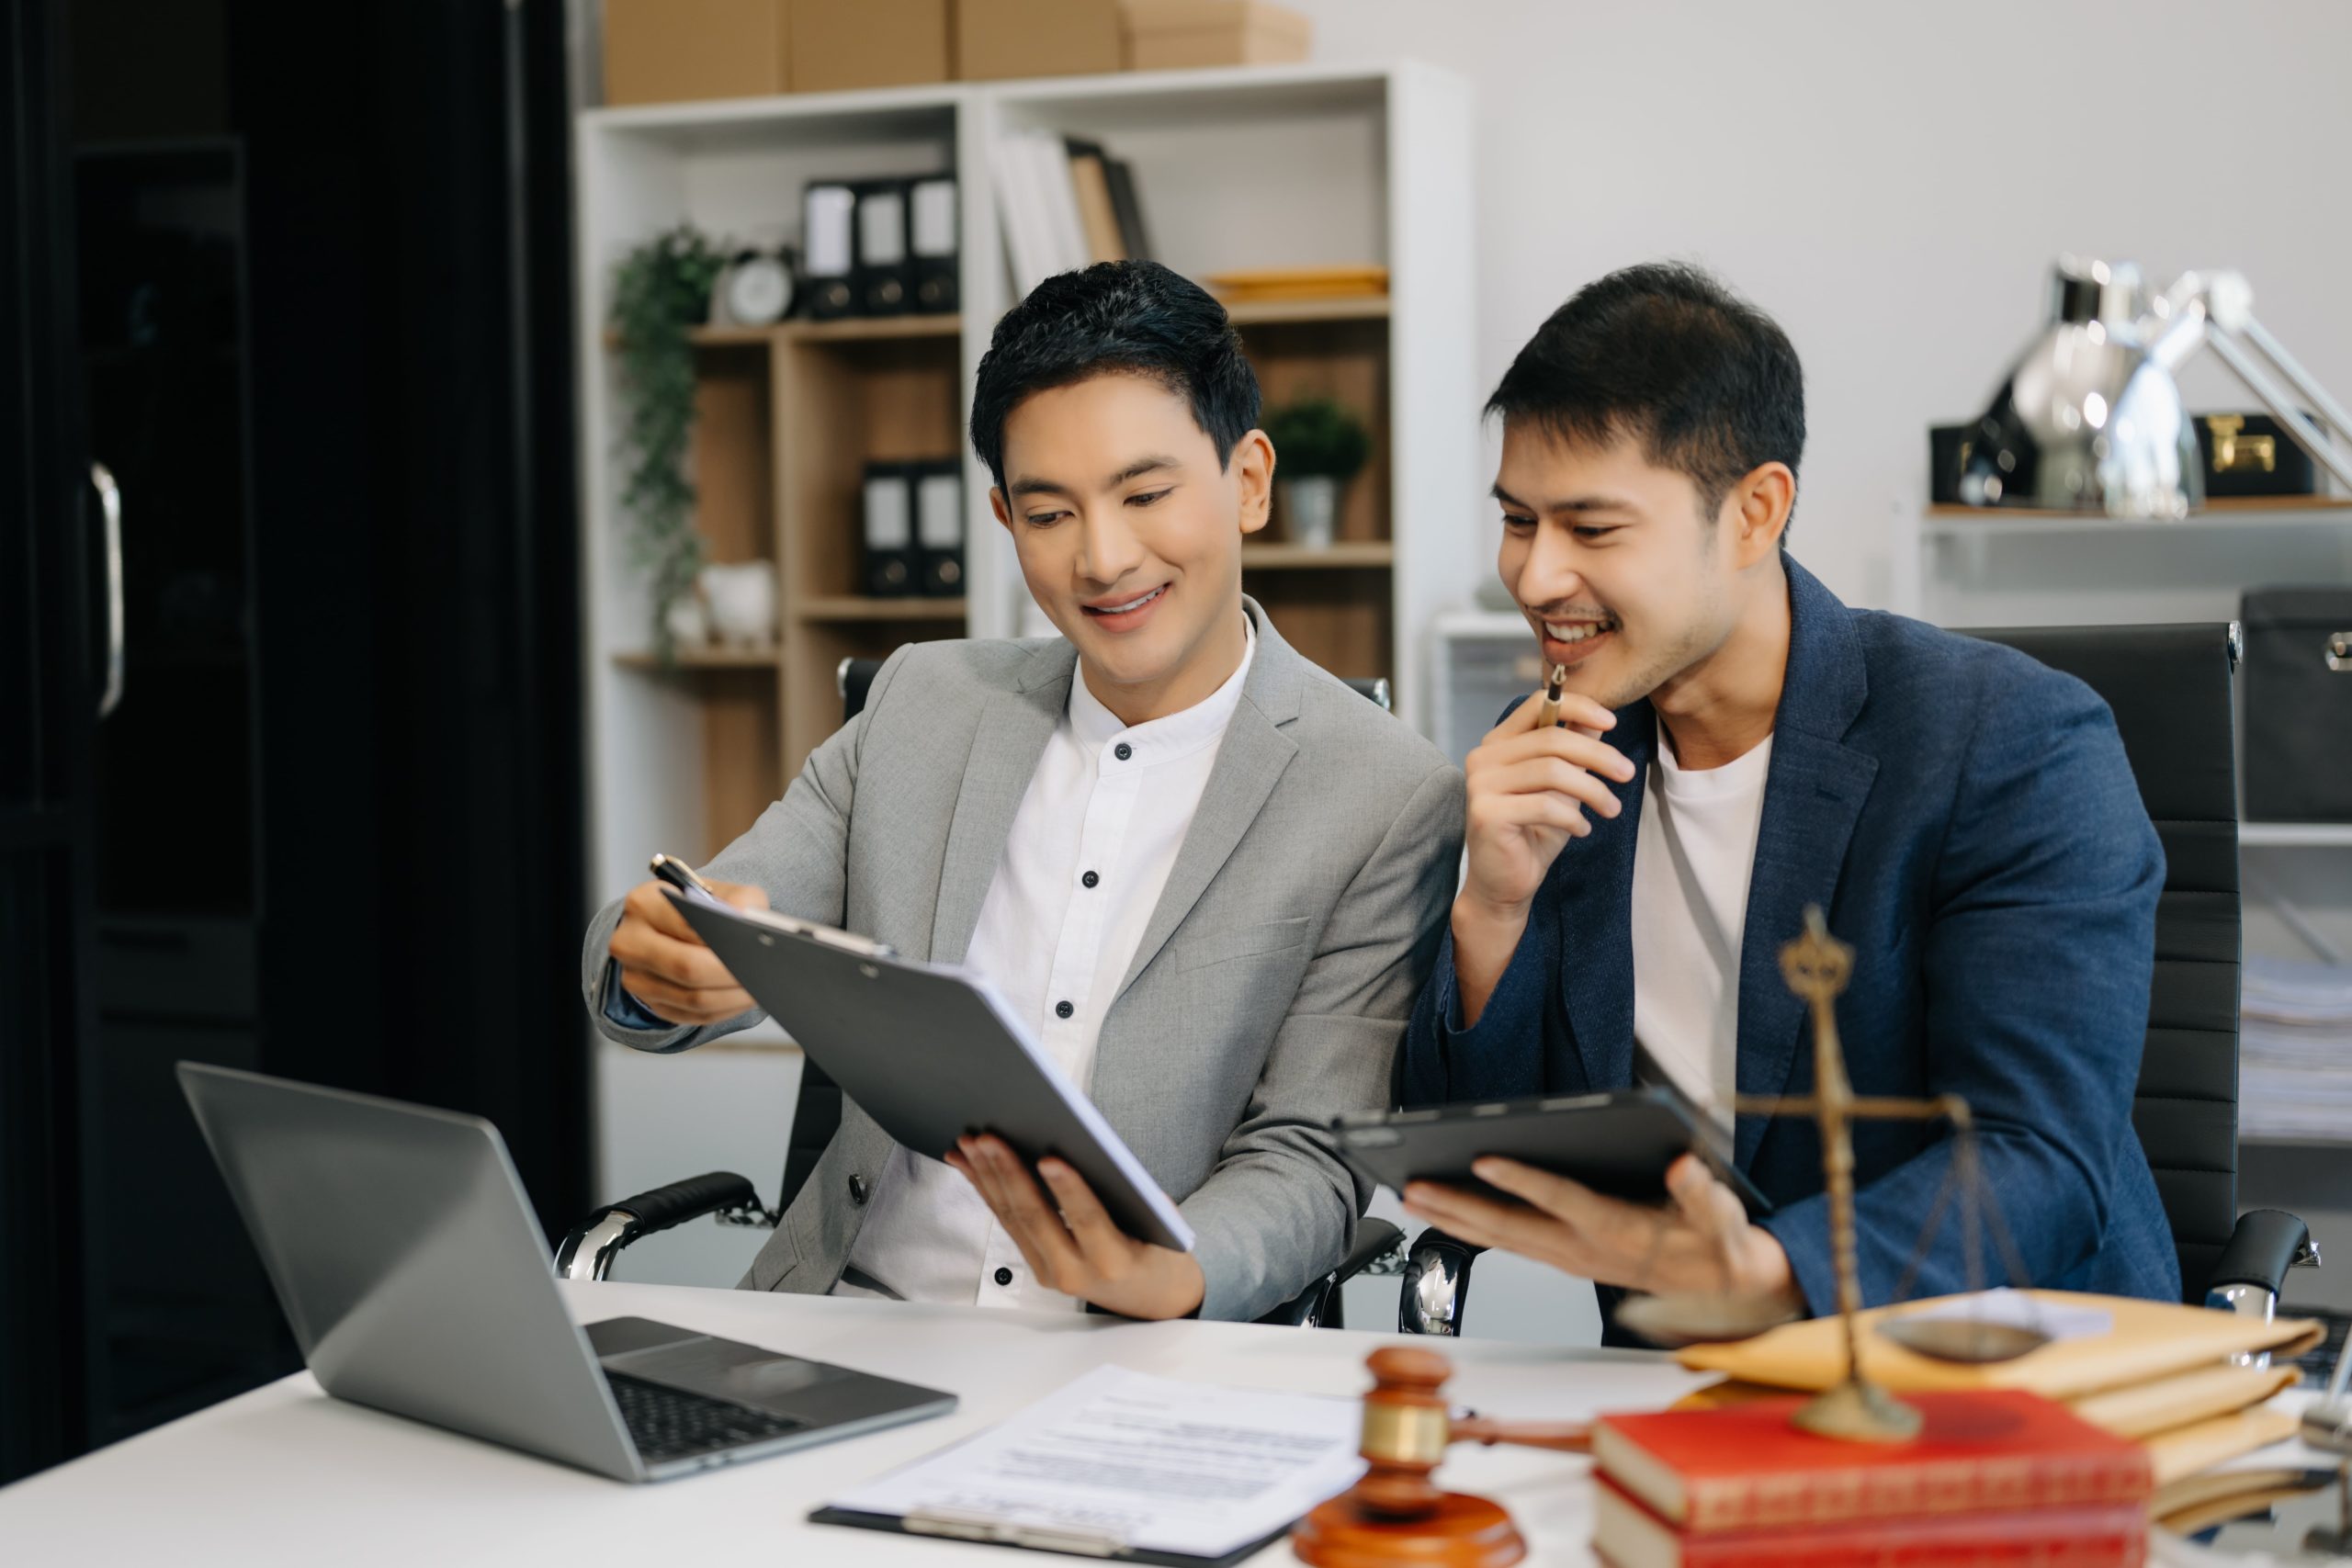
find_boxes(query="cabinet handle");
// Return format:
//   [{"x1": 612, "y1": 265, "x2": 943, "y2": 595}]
[{"x1": 92, "y1": 461, "x2": 124, "y2": 718}]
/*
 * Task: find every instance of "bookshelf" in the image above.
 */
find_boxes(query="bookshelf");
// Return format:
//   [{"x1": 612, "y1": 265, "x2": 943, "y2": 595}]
[
  {"x1": 578, "y1": 62, "x2": 1476, "y2": 875},
  {"x1": 575, "y1": 64, "x2": 1476, "y2": 1272}
]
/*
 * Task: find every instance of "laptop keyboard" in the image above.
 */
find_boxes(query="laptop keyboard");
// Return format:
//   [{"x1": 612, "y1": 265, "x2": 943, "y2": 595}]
[{"x1": 605, "y1": 1371, "x2": 807, "y2": 1463}]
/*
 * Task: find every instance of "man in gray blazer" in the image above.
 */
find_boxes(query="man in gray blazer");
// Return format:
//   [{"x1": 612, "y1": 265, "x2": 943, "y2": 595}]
[{"x1": 582, "y1": 262, "x2": 1462, "y2": 1323}]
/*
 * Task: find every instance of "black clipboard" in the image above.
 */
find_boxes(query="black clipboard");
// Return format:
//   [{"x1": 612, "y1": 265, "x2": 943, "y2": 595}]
[
  {"x1": 669, "y1": 892, "x2": 1195, "y2": 1253},
  {"x1": 808, "y1": 1505, "x2": 1296, "y2": 1566},
  {"x1": 1331, "y1": 1087, "x2": 1773, "y2": 1217}
]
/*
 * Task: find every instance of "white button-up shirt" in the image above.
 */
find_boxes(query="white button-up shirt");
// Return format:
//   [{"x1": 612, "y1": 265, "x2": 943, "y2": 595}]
[{"x1": 837, "y1": 620, "x2": 1257, "y2": 1310}]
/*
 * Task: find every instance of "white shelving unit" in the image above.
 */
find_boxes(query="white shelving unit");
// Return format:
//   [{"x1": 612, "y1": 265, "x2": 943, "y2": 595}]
[{"x1": 572, "y1": 62, "x2": 1480, "y2": 1271}]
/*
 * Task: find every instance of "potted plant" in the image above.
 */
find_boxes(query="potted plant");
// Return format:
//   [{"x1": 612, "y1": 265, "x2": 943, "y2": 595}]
[
  {"x1": 610, "y1": 224, "x2": 727, "y2": 655},
  {"x1": 1262, "y1": 396, "x2": 1372, "y2": 549}
]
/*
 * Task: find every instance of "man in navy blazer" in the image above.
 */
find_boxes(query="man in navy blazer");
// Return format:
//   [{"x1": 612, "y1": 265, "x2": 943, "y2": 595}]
[{"x1": 1396, "y1": 264, "x2": 2179, "y2": 1337}]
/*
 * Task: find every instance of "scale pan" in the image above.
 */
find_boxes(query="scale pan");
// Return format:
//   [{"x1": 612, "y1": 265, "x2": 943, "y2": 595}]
[
  {"x1": 1876, "y1": 1316, "x2": 2050, "y2": 1364},
  {"x1": 1615, "y1": 1292, "x2": 1800, "y2": 1348}
]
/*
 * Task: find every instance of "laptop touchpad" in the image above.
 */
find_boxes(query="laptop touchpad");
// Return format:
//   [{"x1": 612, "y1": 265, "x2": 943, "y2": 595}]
[{"x1": 599, "y1": 1335, "x2": 854, "y2": 1416}]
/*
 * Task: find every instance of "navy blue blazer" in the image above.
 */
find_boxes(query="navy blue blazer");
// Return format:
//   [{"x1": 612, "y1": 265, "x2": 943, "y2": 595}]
[{"x1": 1401, "y1": 558, "x2": 2180, "y2": 1328}]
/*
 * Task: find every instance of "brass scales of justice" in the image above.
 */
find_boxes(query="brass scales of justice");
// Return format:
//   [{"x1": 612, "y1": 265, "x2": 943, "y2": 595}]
[{"x1": 1295, "y1": 907, "x2": 2052, "y2": 1568}]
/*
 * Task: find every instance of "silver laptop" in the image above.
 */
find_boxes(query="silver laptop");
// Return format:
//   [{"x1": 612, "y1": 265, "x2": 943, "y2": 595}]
[{"x1": 177, "y1": 1062, "x2": 955, "y2": 1482}]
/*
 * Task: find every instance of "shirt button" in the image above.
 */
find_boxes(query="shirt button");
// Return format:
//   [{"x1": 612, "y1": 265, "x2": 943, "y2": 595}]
[
  {"x1": 1055, "y1": 999, "x2": 1074, "y2": 1020},
  {"x1": 993, "y1": 1266, "x2": 1014, "y2": 1287},
  {"x1": 1114, "y1": 742, "x2": 1132, "y2": 761},
  {"x1": 1081, "y1": 870, "x2": 1099, "y2": 888},
  {"x1": 847, "y1": 1174, "x2": 869, "y2": 1206}
]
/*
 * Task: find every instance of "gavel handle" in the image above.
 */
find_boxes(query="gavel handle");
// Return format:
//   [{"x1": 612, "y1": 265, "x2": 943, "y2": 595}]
[{"x1": 1449, "y1": 1416, "x2": 1591, "y2": 1453}]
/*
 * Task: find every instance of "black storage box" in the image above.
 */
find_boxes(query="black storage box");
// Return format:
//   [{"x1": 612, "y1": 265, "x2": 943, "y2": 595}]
[
  {"x1": 2242, "y1": 586, "x2": 2352, "y2": 822},
  {"x1": 2195, "y1": 412, "x2": 2319, "y2": 499}
]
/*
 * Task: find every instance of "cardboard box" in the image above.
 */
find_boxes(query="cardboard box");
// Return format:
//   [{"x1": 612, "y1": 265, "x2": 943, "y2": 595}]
[
  {"x1": 958, "y1": 0, "x2": 1123, "y2": 81},
  {"x1": 1121, "y1": 0, "x2": 1310, "y2": 71},
  {"x1": 790, "y1": 0, "x2": 952, "y2": 92},
  {"x1": 603, "y1": 0, "x2": 792, "y2": 106}
]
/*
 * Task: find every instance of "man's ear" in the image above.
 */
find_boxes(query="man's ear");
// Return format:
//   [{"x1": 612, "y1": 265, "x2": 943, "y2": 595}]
[
  {"x1": 1233, "y1": 429, "x2": 1275, "y2": 538},
  {"x1": 1726, "y1": 461, "x2": 1794, "y2": 567},
  {"x1": 989, "y1": 484, "x2": 1012, "y2": 536}
]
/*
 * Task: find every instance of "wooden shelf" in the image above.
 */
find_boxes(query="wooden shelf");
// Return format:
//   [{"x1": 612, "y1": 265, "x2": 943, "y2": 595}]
[
  {"x1": 613, "y1": 646, "x2": 781, "y2": 671},
  {"x1": 782, "y1": 313, "x2": 959, "y2": 344},
  {"x1": 796, "y1": 596, "x2": 967, "y2": 622},
  {"x1": 1241, "y1": 542, "x2": 1394, "y2": 569},
  {"x1": 606, "y1": 314, "x2": 962, "y2": 351},
  {"x1": 1224, "y1": 295, "x2": 1390, "y2": 326}
]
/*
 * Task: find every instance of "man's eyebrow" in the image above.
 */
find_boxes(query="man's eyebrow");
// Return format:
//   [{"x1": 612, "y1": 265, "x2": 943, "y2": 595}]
[
  {"x1": 1108, "y1": 456, "x2": 1181, "y2": 486},
  {"x1": 1007, "y1": 456, "x2": 1181, "y2": 499},
  {"x1": 1491, "y1": 482, "x2": 1639, "y2": 515}
]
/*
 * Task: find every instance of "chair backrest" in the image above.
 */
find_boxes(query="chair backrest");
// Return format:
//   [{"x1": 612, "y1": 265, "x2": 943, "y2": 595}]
[
  {"x1": 775, "y1": 652, "x2": 1393, "y2": 1214},
  {"x1": 1966, "y1": 624, "x2": 2242, "y2": 1301}
]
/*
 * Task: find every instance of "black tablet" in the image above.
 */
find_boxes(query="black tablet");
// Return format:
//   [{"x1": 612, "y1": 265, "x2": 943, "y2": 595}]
[
  {"x1": 671, "y1": 893, "x2": 1195, "y2": 1254},
  {"x1": 1330, "y1": 1089, "x2": 1772, "y2": 1217}
]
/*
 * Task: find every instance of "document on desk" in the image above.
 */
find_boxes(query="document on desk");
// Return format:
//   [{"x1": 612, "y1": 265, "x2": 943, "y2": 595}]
[{"x1": 812, "y1": 1365, "x2": 1366, "y2": 1565}]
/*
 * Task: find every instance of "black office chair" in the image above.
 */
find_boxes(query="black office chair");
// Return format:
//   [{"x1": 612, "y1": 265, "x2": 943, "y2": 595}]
[
  {"x1": 1396, "y1": 622, "x2": 2317, "y2": 1337},
  {"x1": 558, "y1": 653, "x2": 1407, "y2": 1328}
]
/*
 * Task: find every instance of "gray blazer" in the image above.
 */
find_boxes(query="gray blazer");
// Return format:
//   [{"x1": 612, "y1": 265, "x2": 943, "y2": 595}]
[{"x1": 581, "y1": 601, "x2": 1464, "y2": 1321}]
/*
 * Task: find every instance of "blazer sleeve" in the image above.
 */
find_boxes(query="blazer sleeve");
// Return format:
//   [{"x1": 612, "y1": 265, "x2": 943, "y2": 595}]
[
  {"x1": 1758, "y1": 669, "x2": 2165, "y2": 1312},
  {"x1": 1181, "y1": 760, "x2": 1465, "y2": 1322},
  {"x1": 1398, "y1": 903, "x2": 1555, "y2": 1108},
  {"x1": 578, "y1": 643, "x2": 918, "y2": 1055}
]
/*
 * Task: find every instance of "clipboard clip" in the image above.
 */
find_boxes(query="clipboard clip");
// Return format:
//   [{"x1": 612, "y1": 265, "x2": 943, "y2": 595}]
[{"x1": 905, "y1": 1507, "x2": 1129, "y2": 1558}]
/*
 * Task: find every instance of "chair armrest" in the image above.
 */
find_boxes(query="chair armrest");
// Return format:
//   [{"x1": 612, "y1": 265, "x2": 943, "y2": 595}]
[
  {"x1": 2205, "y1": 1208, "x2": 2317, "y2": 1310},
  {"x1": 553, "y1": 1171, "x2": 769, "y2": 1282},
  {"x1": 1397, "y1": 1227, "x2": 1487, "y2": 1336},
  {"x1": 1252, "y1": 1220, "x2": 1407, "y2": 1329}
]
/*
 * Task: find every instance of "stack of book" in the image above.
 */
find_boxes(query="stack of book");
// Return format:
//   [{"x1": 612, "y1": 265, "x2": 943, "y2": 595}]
[
  {"x1": 1590, "y1": 1390, "x2": 2153, "y2": 1567},
  {"x1": 1668, "y1": 1290, "x2": 2328, "y2": 1541},
  {"x1": 989, "y1": 130, "x2": 1153, "y2": 298}
]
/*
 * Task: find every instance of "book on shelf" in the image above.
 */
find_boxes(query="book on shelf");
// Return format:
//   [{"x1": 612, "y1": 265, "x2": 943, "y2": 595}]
[
  {"x1": 990, "y1": 130, "x2": 1158, "y2": 297},
  {"x1": 1065, "y1": 139, "x2": 1126, "y2": 265},
  {"x1": 1206, "y1": 265, "x2": 1389, "y2": 303},
  {"x1": 1593, "y1": 1473, "x2": 2149, "y2": 1568},
  {"x1": 1591, "y1": 1390, "x2": 2152, "y2": 1535}
]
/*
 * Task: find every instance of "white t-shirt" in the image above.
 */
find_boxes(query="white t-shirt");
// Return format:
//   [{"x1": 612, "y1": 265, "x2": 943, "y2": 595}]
[
  {"x1": 837, "y1": 621, "x2": 1257, "y2": 1311},
  {"x1": 1630, "y1": 732, "x2": 1774, "y2": 1127}
]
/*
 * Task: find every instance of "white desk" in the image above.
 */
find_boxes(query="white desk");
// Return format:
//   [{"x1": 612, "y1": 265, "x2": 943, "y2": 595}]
[{"x1": 0, "y1": 1280, "x2": 1713, "y2": 1564}]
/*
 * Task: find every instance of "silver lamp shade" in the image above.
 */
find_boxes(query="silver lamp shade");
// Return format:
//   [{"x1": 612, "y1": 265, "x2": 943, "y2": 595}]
[{"x1": 1959, "y1": 257, "x2": 2204, "y2": 519}]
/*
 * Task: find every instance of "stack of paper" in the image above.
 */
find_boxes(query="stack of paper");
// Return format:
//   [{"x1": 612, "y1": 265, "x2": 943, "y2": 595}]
[
  {"x1": 2240, "y1": 957, "x2": 2352, "y2": 1144},
  {"x1": 817, "y1": 1365, "x2": 1364, "y2": 1563}
]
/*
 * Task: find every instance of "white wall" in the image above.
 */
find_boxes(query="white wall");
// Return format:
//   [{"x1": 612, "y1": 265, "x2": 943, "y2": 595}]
[{"x1": 1283, "y1": 0, "x2": 2352, "y2": 607}]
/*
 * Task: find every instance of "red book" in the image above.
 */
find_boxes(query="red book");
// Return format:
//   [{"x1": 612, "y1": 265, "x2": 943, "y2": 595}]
[
  {"x1": 1594, "y1": 1474, "x2": 2148, "y2": 1568},
  {"x1": 1591, "y1": 1391, "x2": 2153, "y2": 1534}
]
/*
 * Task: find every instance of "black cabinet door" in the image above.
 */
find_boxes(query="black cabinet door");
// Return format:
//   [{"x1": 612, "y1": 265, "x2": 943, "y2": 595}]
[{"x1": 0, "y1": 0, "x2": 102, "y2": 1484}]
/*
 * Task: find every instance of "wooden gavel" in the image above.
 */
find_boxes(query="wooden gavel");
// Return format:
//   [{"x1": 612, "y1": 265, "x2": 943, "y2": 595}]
[{"x1": 1293, "y1": 1347, "x2": 1589, "y2": 1568}]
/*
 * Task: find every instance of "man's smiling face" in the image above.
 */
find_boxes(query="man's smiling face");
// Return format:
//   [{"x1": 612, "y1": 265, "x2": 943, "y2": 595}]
[
  {"x1": 992, "y1": 371, "x2": 1270, "y2": 719},
  {"x1": 1493, "y1": 423, "x2": 1744, "y2": 713}
]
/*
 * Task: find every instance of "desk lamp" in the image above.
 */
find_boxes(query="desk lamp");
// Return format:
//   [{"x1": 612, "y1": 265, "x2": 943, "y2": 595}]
[{"x1": 1957, "y1": 256, "x2": 2352, "y2": 516}]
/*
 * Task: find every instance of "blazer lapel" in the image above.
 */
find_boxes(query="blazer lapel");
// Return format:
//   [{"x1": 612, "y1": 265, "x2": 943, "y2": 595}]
[
  {"x1": 928, "y1": 643, "x2": 1070, "y2": 964},
  {"x1": 1555, "y1": 702, "x2": 1655, "y2": 1092},
  {"x1": 1732, "y1": 559, "x2": 1880, "y2": 1171},
  {"x1": 1113, "y1": 599, "x2": 1302, "y2": 999}
]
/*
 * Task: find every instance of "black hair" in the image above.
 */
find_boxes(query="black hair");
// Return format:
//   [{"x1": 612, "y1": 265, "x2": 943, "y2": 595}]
[
  {"x1": 969, "y1": 260, "x2": 1261, "y2": 491},
  {"x1": 1487, "y1": 261, "x2": 1804, "y2": 536}
]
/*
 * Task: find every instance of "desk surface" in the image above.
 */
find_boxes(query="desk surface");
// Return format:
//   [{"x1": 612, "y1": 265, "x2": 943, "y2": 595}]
[{"x1": 0, "y1": 1280, "x2": 1713, "y2": 1565}]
